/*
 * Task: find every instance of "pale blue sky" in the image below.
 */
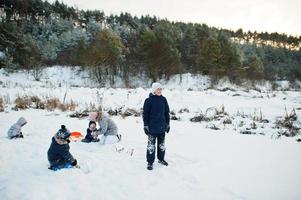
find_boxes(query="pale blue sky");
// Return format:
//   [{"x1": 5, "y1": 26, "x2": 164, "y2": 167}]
[{"x1": 48, "y1": 0, "x2": 301, "y2": 36}]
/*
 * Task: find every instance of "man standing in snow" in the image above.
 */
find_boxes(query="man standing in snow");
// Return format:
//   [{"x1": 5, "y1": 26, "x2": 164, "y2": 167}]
[{"x1": 143, "y1": 82, "x2": 170, "y2": 170}]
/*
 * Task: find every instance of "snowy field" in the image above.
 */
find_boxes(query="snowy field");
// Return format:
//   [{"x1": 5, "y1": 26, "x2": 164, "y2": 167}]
[{"x1": 0, "y1": 67, "x2": 301, "y2": 200}]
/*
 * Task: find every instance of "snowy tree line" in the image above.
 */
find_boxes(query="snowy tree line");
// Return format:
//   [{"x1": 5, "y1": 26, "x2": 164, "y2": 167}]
[{"x1": 0, "y1": 0, "x2": 300, "y2": 85}]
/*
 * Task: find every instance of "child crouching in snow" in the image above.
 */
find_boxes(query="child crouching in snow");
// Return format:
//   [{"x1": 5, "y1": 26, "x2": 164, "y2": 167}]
[
  {"x1": 90, "y1": 111, "x2": 122, "y2": 144},
  {"x1": 7, "y1": 117, "x2": 27, "y2": 139},
  {"x1": 81, "y1": 121, "x2": 100, "y2": 143},
  {"x1": 47, "y1": 125, "x2": 78, "y2": 170}
]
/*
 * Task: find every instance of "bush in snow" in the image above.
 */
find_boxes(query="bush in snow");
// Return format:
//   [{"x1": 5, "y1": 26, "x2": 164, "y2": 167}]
[
  {"x1": 13, "y1": 95, "x2": 46, "y2": 110},
  {"x1": 46, "y1": 98, "x2": 61, "y2": 111},
  {"x1": 69, "y1": 110, "x2": 90, "y2": 118},
  {"x1": 191, "y1": 105, "x2": 229, "y2": 123},
  {"x1": 69, "y1": 103, "x2": 100, "y2": 119},
  {"x1": 121, "y1": 108, "x2": 141, "y2": 118},
  {"x1": 179, "y1": 108, "x2": 190, "y2": 113},
  {"x1": 170, "y1": 110, "x2": 180, "y2": 120},
  {"x1": 107, "y1": 108, "x2": 119, "y2": 116},
  {"x1": 58, "y1": 100, "x2": 77, "y2": 112},
  {"x1": 171, "y1": 115, "x2": 180, "y2": 120},
  {"x1": 30, "y1": 96, "x2": 45, "y2": 109},
  {"x1": 222, "y1": 117, "x2": 232, "y2": 124},
  {"x1": 14, "y1": 96, "x2": 32, "y2": 110},
  {"x1": 274, "y1": 108, "x2": 300, "y2": 137},
  {"x1": 190, "y1": 113, "x2": 208, "y2": 122},
  {"x1": 30, "y1": 64, "x2": 44, "y2": 81},
  {"x1": 105, "y1": 107, "x2": 141, "y2": 118},
  {"x1": 12, "y1": 95, "x2": 48, "y2": 111},
  {"x1": 46, "y1": 98, "x2": 77, "y2": 112},
  {"x1": 206, "y1": 123, "x2": 220, "y2": 130}
]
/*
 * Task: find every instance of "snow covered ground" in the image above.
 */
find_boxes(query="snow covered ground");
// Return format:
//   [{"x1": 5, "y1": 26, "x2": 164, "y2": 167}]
[
  {"x1": 0, "y1": 67, "x2": 301, "y2": 200},
  {"x1": 0, "y1": 110, "x2": 301, "y2": 200}
]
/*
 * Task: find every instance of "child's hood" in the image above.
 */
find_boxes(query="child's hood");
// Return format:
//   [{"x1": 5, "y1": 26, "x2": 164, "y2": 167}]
[
  {"x1": 89, "y1": 120, "x2": 97, "y2": 127},
  {"x1": 17, "y1": 117, "x2": 27, "y2": 126}
]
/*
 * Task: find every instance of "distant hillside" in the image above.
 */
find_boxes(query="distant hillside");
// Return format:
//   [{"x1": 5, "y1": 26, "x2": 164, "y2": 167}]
[{"x1": 0, "y1": 0, "x2": 300, "y2": 85}]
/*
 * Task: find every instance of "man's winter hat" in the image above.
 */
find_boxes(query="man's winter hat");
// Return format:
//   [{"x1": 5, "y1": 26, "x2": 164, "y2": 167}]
[
  {"x1": 152, "y1": 82, "x2": 163, "y2": 94},
  {"x1": 56, "y1": 125, "x2": 71, "y2": 140}
]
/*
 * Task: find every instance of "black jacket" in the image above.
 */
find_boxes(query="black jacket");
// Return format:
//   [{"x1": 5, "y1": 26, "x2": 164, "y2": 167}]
[
  {"x1": 143, "y1": 93, "x2": 170, "y2": 135},
  {"x1": 47, "y1": 137, "x2": 75, "y2": 167}
]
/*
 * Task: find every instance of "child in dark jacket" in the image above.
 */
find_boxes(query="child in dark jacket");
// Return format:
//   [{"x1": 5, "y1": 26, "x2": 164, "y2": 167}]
[
  {"x1": 143, "y1": 82, "x2": 170, "y2": 170},
  {"x1": 81, "y1": 121, "x2": 100, "y2": 143},
  {"x1": 47, "y1": 125, "x2": 78, "y2": 171}
]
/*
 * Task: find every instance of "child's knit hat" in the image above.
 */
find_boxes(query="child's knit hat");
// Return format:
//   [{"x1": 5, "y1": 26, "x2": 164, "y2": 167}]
[
  {"x1": 152, "y1": 82, "x2": 163, "y2": 94},
  {"x1": 56, "y1": 125, "x2": 71, "y2": 140}
]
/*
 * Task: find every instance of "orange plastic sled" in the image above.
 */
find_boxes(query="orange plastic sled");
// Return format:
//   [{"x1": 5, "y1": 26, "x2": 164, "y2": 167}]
[{"x1": 70, "y1": 131, "x2": 84, "y2": 142}]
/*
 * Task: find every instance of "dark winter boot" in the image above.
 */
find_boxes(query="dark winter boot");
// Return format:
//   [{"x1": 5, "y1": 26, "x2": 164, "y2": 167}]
[
  {"x1": 91, "y1": 138, "x2": 100, "y2": 142},
  {"x1": 11, "y1": 133, "x2": 24, "y2": 139},
  {"x1": 158, "y1": 160, "x2": 168, "y2": 166},
  {"x1": 147, "y1": 162, "x2": 153, "y2": 170},
  {"x1": 48, "y1": 166, "x2": 59, "y2": 171},
  {"x1": 81, "y1": 138, "x2": 92, "y2": 143}
]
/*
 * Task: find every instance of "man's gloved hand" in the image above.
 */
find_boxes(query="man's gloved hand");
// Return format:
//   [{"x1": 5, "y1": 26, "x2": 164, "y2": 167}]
[
  {"x1": 144, "y1": 126, "x2": 149, "y2": 135},
  {"x1": 166, "y1": 124, "x2": 170, "y2": 133}
]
